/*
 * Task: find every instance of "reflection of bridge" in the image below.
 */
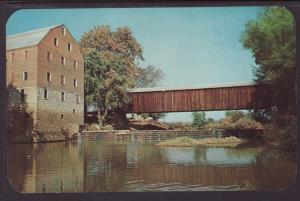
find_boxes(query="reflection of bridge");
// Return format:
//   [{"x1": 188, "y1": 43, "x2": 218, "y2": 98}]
[
  {"x1": 130, "y1": 164, "x2": 255, "y2": 188},
  {"x1": 127, "y1": 82, "x2": 271, "y2": 113}
]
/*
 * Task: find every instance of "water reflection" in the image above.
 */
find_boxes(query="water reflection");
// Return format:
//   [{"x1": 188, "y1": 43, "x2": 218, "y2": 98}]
[
  {"x1": 7, "y1": 140, "x2": 296, "y2": 192},
  {"x1": 8, "y1": 142, "x2": 84, "y2": 192},
  {"x1": 160, "y1": 146, "x2": 260, "y2": 166}
]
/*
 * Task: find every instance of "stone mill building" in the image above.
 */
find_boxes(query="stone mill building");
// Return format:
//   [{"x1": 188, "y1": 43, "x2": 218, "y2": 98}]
[{"x1": 6, "y1": 24, "x2": 84, "y2": 141}]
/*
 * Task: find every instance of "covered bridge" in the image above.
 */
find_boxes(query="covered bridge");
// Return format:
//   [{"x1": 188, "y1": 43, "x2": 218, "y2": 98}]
[{"x1": 127, "y1": 82, "x2": 271, "y2": 113}]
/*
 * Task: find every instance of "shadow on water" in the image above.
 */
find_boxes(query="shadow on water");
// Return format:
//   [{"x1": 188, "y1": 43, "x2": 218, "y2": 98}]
[
  {"x1": 251, "y1": 147, "x2": 297, "y2": 190},
  {"x1": 7, "y1": 140, "x2": 297, "y2": 192}
]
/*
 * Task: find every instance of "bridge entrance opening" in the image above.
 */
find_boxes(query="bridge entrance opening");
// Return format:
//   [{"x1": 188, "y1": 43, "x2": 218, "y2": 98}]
[{"x1": 126, "y1": 109, "x2": 253, "y2": 130}]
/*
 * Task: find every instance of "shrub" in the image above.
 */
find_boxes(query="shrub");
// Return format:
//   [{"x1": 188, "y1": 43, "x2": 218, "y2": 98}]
[
  {"x1": 234, "y1": 117, "x2": 263, "y2": 129},
  {"x1": 192, "y1": 112, "x2": 207, "y2": 129},
  {"x1": 262, "y1": 114, "x2": 296, "y2": 150}
]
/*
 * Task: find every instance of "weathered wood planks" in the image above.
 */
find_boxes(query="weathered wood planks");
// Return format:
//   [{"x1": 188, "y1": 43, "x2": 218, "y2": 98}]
[{"x1": 127, "y1": 84, "x2": 270, "y2": 113}]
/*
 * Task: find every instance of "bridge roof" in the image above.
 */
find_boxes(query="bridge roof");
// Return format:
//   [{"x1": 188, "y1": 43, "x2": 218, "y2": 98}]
[{"x1": 129, "y1": 81, "x2": 257, "y2": 93}]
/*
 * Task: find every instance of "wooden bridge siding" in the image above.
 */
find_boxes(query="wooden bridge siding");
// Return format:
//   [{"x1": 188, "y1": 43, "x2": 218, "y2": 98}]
[{"x1": 128, "y1": 85, "x2": 257, "y2": 113}]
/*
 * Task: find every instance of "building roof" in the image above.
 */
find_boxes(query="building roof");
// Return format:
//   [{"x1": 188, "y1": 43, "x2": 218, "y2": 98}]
[
  {"x1": 6, "y1": 24, "x2": 63, "y2": 50},
  {"x1": 128, "y1": 81, "x2": 258, "y2": 93}
]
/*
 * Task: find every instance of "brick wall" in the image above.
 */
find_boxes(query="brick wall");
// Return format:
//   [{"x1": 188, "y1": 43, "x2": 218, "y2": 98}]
[
  {"x1": 6, "y1": 46, "x2": 38, "y2": 141},
  {"x1": 6, "y1": 25, "x2": 84, "y2": 140},
  {"x1": 36, "y1": 87, "x2": 84, "y2": 134},
  {"x1": 36, "y1": 25, "x2": 84, "y2": 135},
  {"x1": 6, "y1": 46, "x2": 38, "y2": 117},
  {"x1": 37, "y1": 25, "x2": 84, "y2": 95},
  {"x1": 6, "y1": 46, "x2": 38, "y2": 88}
]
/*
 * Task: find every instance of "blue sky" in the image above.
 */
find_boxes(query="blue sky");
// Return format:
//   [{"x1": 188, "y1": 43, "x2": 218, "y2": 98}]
[{"x1": 6, "y1": 7, "x2": 262, "y2": 122}]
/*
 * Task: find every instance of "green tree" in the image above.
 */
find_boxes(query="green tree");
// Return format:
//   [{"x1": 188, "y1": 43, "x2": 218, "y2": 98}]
[
  {"x1": 213, "y1": 111, "x2": 262, "y2": 130},
  {"x1": 80, "y1": 25, "x2": 144, "y2": 126},
  {"x1": 80, "y1": 25, "x2": 143, "y2": 64},
  {"x1": 240, "y1": 7, "x2": 296, "y2": 116},
  {"x1": 221, "y1": 111, "x2": 247, "y2": 129},
  {"x1": 192, "y1": 112, "x2": 207, "y2": 130},
  {"x1": 83, "y1": 50, "x2": 130, "y2": 126},
  {"x1": 240, "y1": 7, "x2": 296, "y2": 148}
]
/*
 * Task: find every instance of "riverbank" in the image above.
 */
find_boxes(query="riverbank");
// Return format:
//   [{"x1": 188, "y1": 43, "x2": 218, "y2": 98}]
[{"x1": 156, "y1": 136, "x2": 244, "y2": 147}]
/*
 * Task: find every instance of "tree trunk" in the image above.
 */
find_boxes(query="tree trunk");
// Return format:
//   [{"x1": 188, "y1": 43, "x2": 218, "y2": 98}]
[
  {"x1": 84, "y1": 103, "x2": 87, "y2": 124},
  {"x1": 98, "y1": 108, "x2": 109, "y2": 127},
  {"x1": 97, "y1": 109, "x2": 103, "y2": 127}
]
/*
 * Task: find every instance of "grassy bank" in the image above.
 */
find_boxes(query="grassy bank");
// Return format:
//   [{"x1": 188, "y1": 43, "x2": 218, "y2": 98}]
[{"x1": 156, "y1": 137, "x2": 244, "y2": 147}]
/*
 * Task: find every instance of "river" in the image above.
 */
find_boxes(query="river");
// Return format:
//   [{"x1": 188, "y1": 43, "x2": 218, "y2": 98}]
[{"x1": 7, "y1": 138, "x2": 296, "y2": 192}]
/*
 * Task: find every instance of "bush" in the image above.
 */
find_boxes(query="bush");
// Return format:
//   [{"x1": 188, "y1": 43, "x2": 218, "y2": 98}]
[
  {"x1": 225, "y1": 111, "x2": 246, "y2": 122},
  {"x1": 234, "y1": 117, "x2": 263, "y2": 129},
  {"x1": 205, "y1": 111, "x2": 262, "y2": 130},
  {"x1": 262, "y1": 114, "x2": 296, "y2": 150},
  {"x1": 192, "y1": 112, "x2": 207, "y2": 129}
]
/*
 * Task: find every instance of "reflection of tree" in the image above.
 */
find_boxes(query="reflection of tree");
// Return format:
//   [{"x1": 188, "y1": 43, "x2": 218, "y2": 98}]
[
  {"x1": 8, "y1": 142, "x2": 85, "y2": 192},
  {"x1": 33, "y1": 142, "x2": 84, "y2": 192},
  {"x1": 251, "y1": 148, "x2": 296, "y2": 190},
  {"x1": 83, "y1": 142, "x2": 258, "y2": 191},
  {"x1": 225, "y1": 147, "x2": 262, "y2": 160},
  {"x1": 11, "y1": 140, "x2": 296, "y2": 192},
  {"x1": 83, "y1": 141, "x2": 129, "y2": 192},
  {"x1": 193, "y1": 147, "x2": 207, "y2": 163},
  {"x1": 131, "y1": 143, "x2": 163, "y2": 164},
  {"x1": 7, "y1": 143, "x2": 34, "y2": 192},
  {"x1": 7, "y1": 84, "x2": 35, "y2": 142}
]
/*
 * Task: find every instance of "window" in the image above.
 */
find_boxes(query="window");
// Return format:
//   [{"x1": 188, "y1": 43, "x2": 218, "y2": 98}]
[
  {"x1": 23, "y1": 51, "x2": 28, "y2": 60},
  {"x1": 61, "y1": 57, "x2": 65, "y2": 65},
  {"x1": 9, "y1": 73, "x2": 14, "y2": 83},
  {"x1": 61, "y1": 27, "x2": 66, "y2": 35},
  {"x1": 61, "y1": 92, "x2": 65, "y2": 102},
  {"x1": 67, "y1": 43, "x2": 72, "y2": 51},
  {"x1": 47, "y1": 72, "x2": 51, "y2": 82},
  {"x1": 54, "y1": 37, "x2": 58, "y2": 46},
  {"x1": 73, "y1": 79, "x2": 78, "y2": 88},
  {"x1": 20, "y1": 89, "x2": 25, "y2": 100},
  {"x1": 61, "y1": 76, "x2": 65, "y2": 85},
  {"x1": 11, "y1": 53, "x2": 14, "y2": 62},
  {"x1": 47, "y1": 52, "x2": 52, "y2": 61},
  {"x1": 23, "y1": 72, "x2": 28, "y2": 81},
  {"x1": 74, "y1": 60, "x2": 77, "y2": 69},
  {"x1": 44, "y1": 89, "x2": 48, "y2": 99},
  {"x1": 73, "y1": 109, "x2": 76, "y2": 114},
  {"x1": 60, "y1": 114, "x2": 64, "y2": 119},
  {"x1": 76, "y1": 95, "x2": 80, "y2": 104}
]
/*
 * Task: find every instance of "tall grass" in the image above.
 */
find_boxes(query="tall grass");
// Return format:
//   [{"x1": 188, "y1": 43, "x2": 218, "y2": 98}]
[{"x1": 156, "y1": 137, "x2": 243, "y2": 147}]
